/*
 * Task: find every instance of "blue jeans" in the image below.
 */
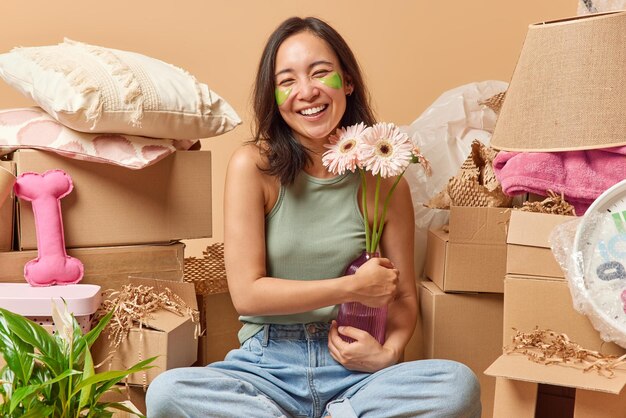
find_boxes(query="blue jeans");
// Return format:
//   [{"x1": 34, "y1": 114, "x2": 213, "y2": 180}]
[{"x1": 146, "y1": 323, "x2": 481, "y2": 418}]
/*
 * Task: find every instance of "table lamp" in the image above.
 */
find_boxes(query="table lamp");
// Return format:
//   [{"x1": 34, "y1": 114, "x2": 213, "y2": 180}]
[{"x1": 490, "y1": 11, "x2": 626, "y2": 152}]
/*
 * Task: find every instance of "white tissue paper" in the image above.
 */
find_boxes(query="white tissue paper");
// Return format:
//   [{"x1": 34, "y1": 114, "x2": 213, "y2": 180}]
[{"x1": 401, "y1": 80, "x2": 508, "y2": 278}]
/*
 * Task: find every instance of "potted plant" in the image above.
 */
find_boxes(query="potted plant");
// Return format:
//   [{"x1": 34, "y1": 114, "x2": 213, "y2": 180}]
[{"x1": 0, "y1": 302, "x2": 155, "y2": 417}]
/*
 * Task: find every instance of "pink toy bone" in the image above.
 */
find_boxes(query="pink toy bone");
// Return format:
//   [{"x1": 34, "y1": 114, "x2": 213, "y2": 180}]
[
  {"x1": 622, "y1": 290, "x2": 626, "y2": 314},
  {"x1": 14, "y1": 170, "x2": 84, "y2": 286}
]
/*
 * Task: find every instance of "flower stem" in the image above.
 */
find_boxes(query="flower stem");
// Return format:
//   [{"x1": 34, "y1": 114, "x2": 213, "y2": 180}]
[
  {"x1": 371, "y1": 170, "x2": 406, "y2": 252},
  {"x1": 371, "y1": 175, "x2": 381, "y2": 253},
  {"x1": 359, "y1": 169, "x2": 371, "y2": 252}
]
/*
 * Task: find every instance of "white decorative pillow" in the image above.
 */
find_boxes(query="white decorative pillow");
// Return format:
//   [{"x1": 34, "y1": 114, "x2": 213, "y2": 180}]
[
  {"x1": 0, "y1": 39, "x2": 241, "y2": 140},
  {"x1": 0, "y1": 107, "x2": 197, "y2": 169}
]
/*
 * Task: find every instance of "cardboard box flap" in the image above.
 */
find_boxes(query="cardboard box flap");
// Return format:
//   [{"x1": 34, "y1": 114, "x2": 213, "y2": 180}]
[
  {"x1": 448, "y1": 206, "x2": 510, "y2": 244},
  {"x1": 421, "y1": 279, "x2": 444, "y2": 296},
  {"x1": 430, "y1": 227, "x2": 449, "y2": 243},
  {"x1": 75, "y1": 243, "x2": 184, "y2": 275},
  {"x1": 485, "y1": 354, "x2": 626, "y2": 394},
  {"x1": 506, "y1": 211, "x2": 575, "y2": 248},
  {"x1": 127, "y1": 277, "x2": 198, "y2": 333}
]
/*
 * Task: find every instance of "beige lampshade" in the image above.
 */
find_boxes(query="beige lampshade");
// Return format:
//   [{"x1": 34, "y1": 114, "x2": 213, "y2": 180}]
[
  {"x1": 0, "y1": 166, "x2": 15, "y2": 207},
  {"x1": 491, "y1": 11, "x2": 626, "y2": 152}
]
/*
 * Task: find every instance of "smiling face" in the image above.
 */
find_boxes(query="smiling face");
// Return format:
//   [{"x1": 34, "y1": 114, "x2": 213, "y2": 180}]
[{"x1": 274, "y1": 31, "x2": 353, "y2": 148}]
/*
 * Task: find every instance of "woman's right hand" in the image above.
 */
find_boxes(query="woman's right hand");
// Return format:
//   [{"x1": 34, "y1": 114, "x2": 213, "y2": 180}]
[{"x1": 349, "y1": 258, "x2": 399, "y2": 307}]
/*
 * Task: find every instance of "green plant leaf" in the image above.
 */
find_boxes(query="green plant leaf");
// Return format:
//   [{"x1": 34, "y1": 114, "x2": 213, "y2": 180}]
[
  {"x1": 0, "y1": 367, "x2": 15, "y2": 414},
  {"x1": 30, "y1": 353, "x2": 62, "y2": 378},
  {"x1": 100, "y1": 401, "x2": 146, "y2": 418},
  {"x1": 70, "y1": 312, "x2": 84, "y2": 350},
  {"x1": 79, "y1": 344, "x2": 96, "y2": 410},
  {"x1": 10, "y1": 383, "x2": 41, "y2": 413},
  {"x1": 85, "y1": 309, "x2": 114, "y2": 346},
  {"x1": 0, "y1": 364, "x2": 15, "y2": 397},
  {"x1": 10, "y1": 369, "x2": 80, "y2": 413},
  {"x1": 72, "y1": 357, "x2": 156, "y2": 396},
  {"x1": 73, "y1": 309, "x2": 113, "y2": 361},
  {"x1": 0, "y1": 308, "x2": 62, "y2": 370},
  {"x1": 30, "y1": 362, "x2": 55, "y2": 405},
  {"x1": 87, "y1": 402, "x2": 114, "y2": 418},
  {"x1": 21, "y1": 402, "x2": 55, "y2": 418},
  {"x1": 0, "y1": 315, "x2": 35, "y2": 384}
]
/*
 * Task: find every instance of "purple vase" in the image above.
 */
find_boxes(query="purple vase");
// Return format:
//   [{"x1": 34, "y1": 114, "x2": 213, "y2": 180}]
[{"x1": 336, "y1": 250, "x2": 388, "y2": 344}]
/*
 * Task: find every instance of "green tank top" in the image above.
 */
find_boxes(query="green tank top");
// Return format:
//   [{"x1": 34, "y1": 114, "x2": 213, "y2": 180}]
[{"x1": 237, "y1": 171, "x2": 366, "y2": 343}]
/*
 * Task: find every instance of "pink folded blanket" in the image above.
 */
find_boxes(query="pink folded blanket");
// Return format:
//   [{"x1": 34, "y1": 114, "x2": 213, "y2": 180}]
[{"x1": 493, "y1": 147, "x2": 626, "y2": 215}]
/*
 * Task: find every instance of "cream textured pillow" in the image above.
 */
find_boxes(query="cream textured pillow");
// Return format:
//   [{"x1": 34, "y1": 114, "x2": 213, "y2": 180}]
[{"x1": 0, "y1": 39, "x2": 241, "y2": 140}]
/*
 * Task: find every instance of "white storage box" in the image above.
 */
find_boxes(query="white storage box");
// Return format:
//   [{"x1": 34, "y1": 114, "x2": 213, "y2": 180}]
[{"x1": 0, "y1": 284, "x2": 101, "y2": 333}]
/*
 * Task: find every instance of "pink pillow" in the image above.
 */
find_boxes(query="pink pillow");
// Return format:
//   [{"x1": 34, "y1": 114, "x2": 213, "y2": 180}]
[
  {"x1": 14, "y1": 170, "x2": 84, "y2": 286},
  {"x1": 0, "y1": 107, "x2": 197, "y2": 169}
]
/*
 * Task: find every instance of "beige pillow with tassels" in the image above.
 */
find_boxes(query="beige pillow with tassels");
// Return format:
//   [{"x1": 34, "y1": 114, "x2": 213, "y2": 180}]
[{"x1": 0, "y1": 39, "x2": 241, "y2": 140}]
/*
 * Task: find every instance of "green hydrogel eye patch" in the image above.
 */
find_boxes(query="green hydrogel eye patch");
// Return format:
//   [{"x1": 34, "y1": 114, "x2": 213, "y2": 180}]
[
  {"x1": 318, "y1": 72, "x2": 343, "y2": 89},
  {"x1": 275, "y1": 87, "x2": 292, "y2": 106}
]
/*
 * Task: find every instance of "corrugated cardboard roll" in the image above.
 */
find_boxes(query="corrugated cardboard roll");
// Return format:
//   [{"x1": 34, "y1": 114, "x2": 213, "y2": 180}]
[{"x1": 491, "y1": 11, "x2": 626, "y2": 152}]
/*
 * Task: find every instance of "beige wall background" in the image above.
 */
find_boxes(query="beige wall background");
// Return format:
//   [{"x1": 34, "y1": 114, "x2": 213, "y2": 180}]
[{"x1": 0, "y1": 1, "x2": 575, "y2": 256}]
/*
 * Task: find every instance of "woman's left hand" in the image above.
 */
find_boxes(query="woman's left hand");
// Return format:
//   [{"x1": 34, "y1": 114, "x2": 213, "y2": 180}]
[{"x1": 327, "y1": 320, "x2": 399, "y2": 372}]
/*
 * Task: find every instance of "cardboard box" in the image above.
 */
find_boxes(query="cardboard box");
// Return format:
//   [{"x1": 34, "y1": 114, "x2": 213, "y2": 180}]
[
  {"x1": 0, "y1": 242, "x2": 184, "y2": 290},
  {"x1": 195, "y1": 291, "x2": 241, "y2": 366},
  {"x1": 503, "y1": 275, "x2": 625, "y2": 355},
  {"x1": 13, "y1": 149, "x2": 212, "y2": 249},
  {"x1": 93, "y1": 277, "x2": 199, "y2": 386},
  {"x1": 506, "y1": 210, "x2": 574, "y2": 278},
  {"x1": 485, "y1": 274, "x2": 626, "y2": 417},
  {"x1": 0, "y1": 161, "x2": 15, "y2": 252},
  {"x1": 487, "y1": 361, "x2": 626, "y2": 418},
  {"x1": 100, "y1": 385, "x2": 146, "y2": 417},
  {"x1": 420, "y1": 280, "x2": 504, "y2": 418},
  {"x1": 424, "y1": 206, "x2": 510, "y2": 293}
]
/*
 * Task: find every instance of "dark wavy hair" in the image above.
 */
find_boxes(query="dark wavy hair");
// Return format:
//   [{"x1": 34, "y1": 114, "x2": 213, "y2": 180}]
[{"x1": 252, "y1": 16, "x2": 376, "y2": 185}]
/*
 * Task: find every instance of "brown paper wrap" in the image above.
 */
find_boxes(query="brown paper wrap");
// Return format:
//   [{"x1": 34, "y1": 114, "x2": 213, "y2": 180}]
[
  {"x1": 183, "y1": 243, "x2": 228, "y2": 295},
  {"x1": 426, "y1": 140, "x2": 512, "y2": 208}
]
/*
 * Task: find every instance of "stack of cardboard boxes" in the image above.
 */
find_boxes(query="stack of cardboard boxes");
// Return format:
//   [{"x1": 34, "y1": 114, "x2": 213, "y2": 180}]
[
  {"x1": 414, "y1": 206, "x2": 626, "y2": 417},
  {"x1": 485, "y1": 210, "x2": 626, "y2": 417},
  {"x1": 0, "y1": 149, "x2": 213, "y2": 413},
  {"x1": 406, "y1": 206, "x2": 509, "y2": 418}
]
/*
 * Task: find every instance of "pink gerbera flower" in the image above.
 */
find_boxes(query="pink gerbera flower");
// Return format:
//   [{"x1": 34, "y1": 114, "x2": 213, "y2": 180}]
[
  {"x1": 322, "y1": 122, "x2": 370, "y2": 175},
  {"x1": 411, "y1": 144, "x2": 432, "y2": 176},
  {"x1": 358, "y1": 122, "x2": 413, "y2": 178}
]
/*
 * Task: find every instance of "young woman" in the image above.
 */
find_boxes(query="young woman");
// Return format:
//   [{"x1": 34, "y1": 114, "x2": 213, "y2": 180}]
[{"x1": 146, "y1": 17, "x2": 481, "y2": 418}]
